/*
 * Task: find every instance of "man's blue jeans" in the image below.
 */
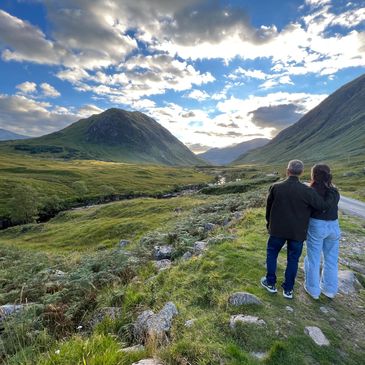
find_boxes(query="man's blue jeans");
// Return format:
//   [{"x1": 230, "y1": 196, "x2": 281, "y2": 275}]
[{"x1": 266, "y1": 236, "x2": 304, "y2": 291}]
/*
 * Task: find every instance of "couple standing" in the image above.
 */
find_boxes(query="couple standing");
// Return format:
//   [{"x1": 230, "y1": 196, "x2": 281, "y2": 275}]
[{"x1": 261, "y1": 160, "x2": 341, "y2": 299}]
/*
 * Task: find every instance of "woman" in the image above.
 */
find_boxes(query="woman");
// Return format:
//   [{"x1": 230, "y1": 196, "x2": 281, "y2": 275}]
[{"x1": 304, "y1": 164, "x2": 341, "y2": 299}]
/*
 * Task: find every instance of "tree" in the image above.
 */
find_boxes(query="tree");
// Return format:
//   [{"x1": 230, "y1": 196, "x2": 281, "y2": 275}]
[
  {"x1": 72, "y1": 180, "x2": 89, "y2": 197},
  {"x1": 9, "y1": 185, "x2": 39, "y2": 224}
]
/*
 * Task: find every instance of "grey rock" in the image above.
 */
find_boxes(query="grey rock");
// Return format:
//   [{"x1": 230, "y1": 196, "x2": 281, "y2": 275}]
[
  {"x1": 228, "y1": 292, "x2": 262, "y2": 306},
  {"x1": 132, "y1": 360, "x2": 162, "y2": 365},
  {"x1": 134, "y1": 302, "x2": 178, "y2": 343},
  {"x1": 185, "y1": 319, "x2": 196, "y2": 328},
  {"x1": 193, "y1": 241, "x2": 208, "y2": 255},
  {"x1": 154, "y1": 245, "x2": 173, "y2": 260},
  {"x1": 182, "y1": 252, "x2": 192, "y2": 260},
  {"x1": 119, "y1": 240, "x2": 130, "y2": 248},
  {"x1": 203, "y1": 223, "x2": 215, "y2": 232},
  {"x1": 0, "y1": 304, "x2": 26, "y2": 322},
  {"x1": 121, "y1": 344, "x2": 145, "y2": 353},
  {"x1": 230, "y1": 315, "x2": 266, "y2": 328},
  {"x1": 154, "y1": 259, "x2": 171, "y2": 271},
  {"x1": 329, "y1": 317, "x2": 337, "y2": 324},
  {"x1": 90, "y1": 307, "x2": 122, "y2": 328},
  {"x1": 319, "y1": 306, "x2": 329, "y2": 314},
  {"x1": 286, "y1": 306, "x2": 294, "y2": 313},
  {"x1": 233, "y1": 211, "x2": 242, "y2": 220},
  {"x1": 251, "y1": 352, "x2": 267, "y2": 360},
  {"x1": 338, "y1": 270, "x2": 360, "y2": 294},
  {"x1": 304, "y1": 326, "x2": 330, "y2": 346}
]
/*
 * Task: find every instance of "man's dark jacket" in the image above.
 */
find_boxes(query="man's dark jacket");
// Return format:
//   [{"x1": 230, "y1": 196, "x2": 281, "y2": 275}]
[{"x1": 266, "y1": 176, "x2": 337, "y2": 241}]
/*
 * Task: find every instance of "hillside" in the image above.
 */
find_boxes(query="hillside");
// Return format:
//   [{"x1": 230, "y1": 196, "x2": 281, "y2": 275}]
[
  {"x1": 0, "y1": 128, "x2": 28, "y2": 141},
  {"x1": 198, "y1": 138, "x2": 269, "y2": 165},
  {"x1": 0, "y1": 108, "x2": 205, "y2": 166},
  {"x1": 235, "y1": 73, "x2": 365, "y2": 164}
]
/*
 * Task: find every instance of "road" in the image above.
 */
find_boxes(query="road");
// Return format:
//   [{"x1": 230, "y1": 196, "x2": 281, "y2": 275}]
[{"x1": 339, "y1": 196, "x2": 365, "y2": 219}]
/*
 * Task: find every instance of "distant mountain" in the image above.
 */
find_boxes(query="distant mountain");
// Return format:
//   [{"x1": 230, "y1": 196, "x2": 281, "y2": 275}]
[
  {"x1": 0, "y1": 108, "x2": 205, "y2": 166},
  {"x1": 198, "y1": 138, "x2": 269, "y2": 165},
  {"x1": 235, "y1": 73, "x2": 365, "y2": 164},
  {"x1": 0, "y1": 128, "x2": 28, "y2": 141}
]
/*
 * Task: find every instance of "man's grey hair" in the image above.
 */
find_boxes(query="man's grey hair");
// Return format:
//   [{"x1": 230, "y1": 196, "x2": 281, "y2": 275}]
[{"x1": 287, "y1": 159, "x2": 304, "y2": 176}]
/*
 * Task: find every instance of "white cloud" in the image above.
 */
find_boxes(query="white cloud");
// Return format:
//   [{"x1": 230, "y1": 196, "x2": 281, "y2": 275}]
[
  {"x1": 40, "y1": 83, "x2": 60, "y2": 98},
  {"x1": 185, "y1": 89, "x2": 210, "y2": 101},
  {"x1": 16, "y1": 81, "x2": 37, "y2": 94}
]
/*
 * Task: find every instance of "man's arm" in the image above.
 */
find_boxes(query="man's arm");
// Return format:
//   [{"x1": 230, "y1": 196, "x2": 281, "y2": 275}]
[
  {"x1": 304, "y1": 187, "x2": 338, "y2": 211},
  {"x1": 266, "y1": 185, "x2": 274, "y2": 228}
]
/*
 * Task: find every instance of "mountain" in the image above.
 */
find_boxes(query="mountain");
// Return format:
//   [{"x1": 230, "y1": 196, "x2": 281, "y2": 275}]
[
  {"x1": 198, "y1": 138, "x2": 269, "y2": 165},
  {"x1": 0, "y1": 128, "x2": 28, "y2": 141},
  {"x1": 0, "y1": 108, "x2": 205, "y2": 166},
  {"x1": 234, "y1": 73, "x2": 365, "y2": 164}
]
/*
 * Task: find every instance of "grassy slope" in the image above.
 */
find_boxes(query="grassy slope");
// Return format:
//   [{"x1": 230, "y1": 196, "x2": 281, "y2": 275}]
[{"x1": 0, "y1": 152, "x2": 212, "y2": 219}]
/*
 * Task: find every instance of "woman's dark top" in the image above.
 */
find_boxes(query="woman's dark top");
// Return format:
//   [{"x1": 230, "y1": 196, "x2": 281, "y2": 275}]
[{"x1": 311, "y1": 186, "x2": 340, "y2": 220}]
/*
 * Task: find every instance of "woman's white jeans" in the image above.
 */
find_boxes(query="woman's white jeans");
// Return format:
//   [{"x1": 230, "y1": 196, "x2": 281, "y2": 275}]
[{"x1": 304, "y1": 218, "x2": 341, "y2": 297}]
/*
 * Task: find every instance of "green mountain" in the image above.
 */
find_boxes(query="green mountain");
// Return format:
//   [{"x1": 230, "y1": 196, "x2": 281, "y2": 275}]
[
  {"x1": 0, "y1": 108, "x2": 205, "y2": 166},
  {"x1": 0, "y1": 128, "x2": 28, "y2": 141},
  {"x1": 198, "y1": 138, "x2": 269, "y2": 165},
  {"x1": 234, "y1": 73, "x2": 365, "y2": 164}
]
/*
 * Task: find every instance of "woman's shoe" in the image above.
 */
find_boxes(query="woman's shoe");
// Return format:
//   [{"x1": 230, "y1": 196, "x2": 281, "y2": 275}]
[
  {"x1": 304, "y1": 284, "x2": 319, "y2": 300},
  {"x1": 321, "y1": 290, "x2": 336, "y2": 299}
]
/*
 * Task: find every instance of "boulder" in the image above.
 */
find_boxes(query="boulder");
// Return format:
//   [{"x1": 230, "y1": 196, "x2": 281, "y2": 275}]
[
  {"x1": 132, "y1": 360, "x2": 162, "y2": 365},
  {"x1": 230, "y1": 315, "x2": 266, "y2": 328},
  {"x1": 121, "y1": 344, "x2": 145, "y2": 353},
  {"x1": 154, "y1": 246, "x2": 173, "y2": 260},
  {"x1": 228, "y1": 292, "x2": 262, "y2": 306},
  {"x1": 154, "y1": 259, "x2": 172, "y2": 271},
  {"x1": 185, "y1": 319, "x2": 196, "y2": 328},
  {"x1": 182, "y1": 252, "x2": 192, "y2": 260},
  {"x1": 204, "y1": 223, "x2": 215, "y2": 232},
  {"x1": 304, "y1": 326, "x2": 330, "y2": 346},
  {"x1": 134, "y1": 302, "x2": 178, "y2": 343},
  {"x1": 193, "y1": 241, "x2": 208, "y2": 255},
  {"x1": 338, "y1": 270, "x2": 360, "y2": 294},
  {"x1": 0, "y1": 304, "x2": 26, "y2": 322},
  {"x1": 90, "y1": 307, "x2": 122, "y2": 328}
]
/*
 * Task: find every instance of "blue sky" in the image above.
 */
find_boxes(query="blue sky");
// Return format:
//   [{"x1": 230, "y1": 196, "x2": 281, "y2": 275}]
[{"x1": 0, "y1": 0, "x2": 364, "y2": 152}]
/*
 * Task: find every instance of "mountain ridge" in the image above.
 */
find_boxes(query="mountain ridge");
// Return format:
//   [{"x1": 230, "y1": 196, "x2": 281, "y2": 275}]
[{"x1": 0, "y1": 128, "x2": 28, "y2": 141}]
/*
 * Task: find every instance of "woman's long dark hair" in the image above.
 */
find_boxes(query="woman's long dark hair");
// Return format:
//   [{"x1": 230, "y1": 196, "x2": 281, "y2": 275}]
[{"x1": 310, "y1": 164, "x2": 333, "y2": 195}]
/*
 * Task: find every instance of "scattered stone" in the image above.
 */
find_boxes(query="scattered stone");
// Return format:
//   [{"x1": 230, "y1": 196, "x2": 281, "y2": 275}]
[
  {"x1": 119, "y1": 240, "x2": 130, "y2": 248},
  {"x1": 320, "y1": 306, "x2": 329, "y2": 314},
  {"x1": 230, "y1": 315, "x2": 266, "y2": 328},
  {"x1": 0, "y1": 304, "x2": 26, "y2": 322},
  {"x1": 132, "y1": 359, "x2": 162, "y2": 365},
  {"x1": 134, "y1": 302, "x2": 178, "y2": 343},
  {"x1": 329, "y1": 317, "x2": 337, "y2": 324},
  {"x1": 304, "y1": 326, "x2": 330, "y2": 346},
  {"x1": 338, "y1": 270, "x2": 360, "y2": 294},
  {"x1": 286, "y1": 306, "x2": 294, "y2": 313},
  {"x1": 251, "y1": 352, "x2": 267, "y2": 360},
  {"x1": 185, "y1": 319, "x2": 196, "y2": 328},
  {"x1": 154, "y1": 259, "x2": 172, "y2": 271},
  {"x1": 182, "y1": 252, "x2": 192, "y2": 260},
  {"x1": 228, "y1": 292, "x2": 262, "y2": 306},
  {"x1": 193, "y1": 241, "x2": 208, "y2": 255},
  {"x1": 154, "y1": 245, "x2": 173, "y2": 260},
  {"x1": 203, "y1": 223, "x2": 215, "y2": 232},
  {"x1": 233, "y1": 211, "x2": 242, "y2": 220},
  {"x1": 174, "y1": 207, "x2": 183, "y2": 214},
  {"x1": 121, "y1": 344, "x2": 145, "y2": 353},
  {"x1": 90, "y1": 307, "x2": 122, "y2": 328}
]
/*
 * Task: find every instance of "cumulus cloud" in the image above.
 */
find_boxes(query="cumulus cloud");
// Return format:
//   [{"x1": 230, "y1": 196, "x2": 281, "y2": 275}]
[
  {"x1": 185, "y1": 142, "x2": 211, "y2": 153},
  {"x1": 16, "y1": 81, "x2": 37, "y2": 94},
  {"x1": 40, "y1": 83, "x2": 60, "y2": 98},
  {"x1": 185, "y1": 89, "x2": 210, "y2": 101}
]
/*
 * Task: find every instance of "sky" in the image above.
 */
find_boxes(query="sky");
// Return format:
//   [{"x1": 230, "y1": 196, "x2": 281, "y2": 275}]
[{"x1": 0, "y1": 0, "x2": 364, "y2": 152}]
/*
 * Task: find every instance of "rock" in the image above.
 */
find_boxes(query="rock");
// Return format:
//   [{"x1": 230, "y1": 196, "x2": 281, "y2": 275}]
[
  {"x1": 154, "y1": 259, "x2": 171, "y2": 271},
  {"x1": 193, "y1": 241, "x2": 208, "y2": 255},
  {"x1": 0, "y1": 304, "x2": 26, "y2": 322},
  {"x1": 304, "y1": 326, "x2": 330, "y2": 346},
  {"x1": 203, "y1": 223, "x2": 215, "y2": 232},
  {"x1": 154, "y1": 245, "x2": 173, "y2": 260},
  {"x1": 320, "y1": 306, "x2": 329, "y2": 314},
  {"x1": 185, "y1": 319, "x2": 196, "y2": 328},
  {"x1": 338, "y1": 270, "x2": 360, "y2": 294},
  {"x1": 119, "y1": 240, "x2": 130, "y2": 248},
  {"x1": 329, "y1": 317, "x2": 337, "y2": 324},
  {"x1": 233, "y1": 211, "x2": 242, "y2": 220},
  {"x1": 132, "y1": 359, "x2": 162, "y2": 365},
  {"x1": 174, "y1": 207, "x2": 182, "y2": 214},
  {"x1": 121, "y1": 344, "x2": 145, "y2": 353},
  {"x1": 228, "y1": 292, "x2": 262, "y2": 306},
  {"x1": 90, "y1": 307, "x2": 122, "y2": 328},
  {"x1": 182, "y1": 252, "x2": 192, "y2": 260},
  {"x1": 134, "y1": 302, "x2": 178, "y2": 343},
  {"x1": 251, "y1": 352, "x2": 267, "y2": 360},
  {"x1": 286, "y1": 306, "x2": 294, "y2": 313},
  {"x1": 230, "y1": 315, "x2": 266, "y2": 328}
]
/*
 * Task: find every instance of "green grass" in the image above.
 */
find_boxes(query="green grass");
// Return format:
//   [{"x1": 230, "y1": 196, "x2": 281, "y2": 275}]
[{"x1": 0, "y1": 152, "x2": 212, "y2": 221}]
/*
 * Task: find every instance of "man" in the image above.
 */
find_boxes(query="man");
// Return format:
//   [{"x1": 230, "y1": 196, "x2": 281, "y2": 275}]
[{"x1": 261, "y1": 160, "x2": 337, "y2": 299}]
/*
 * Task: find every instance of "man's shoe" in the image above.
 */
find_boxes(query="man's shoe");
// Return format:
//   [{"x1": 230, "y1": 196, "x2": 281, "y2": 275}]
[
  {"x1": 260, "y1": 277, "x2": 278, "y2": 293},
  {"x1": 304, "y1": 285, "x2": 319, "y2": 300},
  {"x1": 283, "y1": 289, "x2": 293, "y2": 299}
]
